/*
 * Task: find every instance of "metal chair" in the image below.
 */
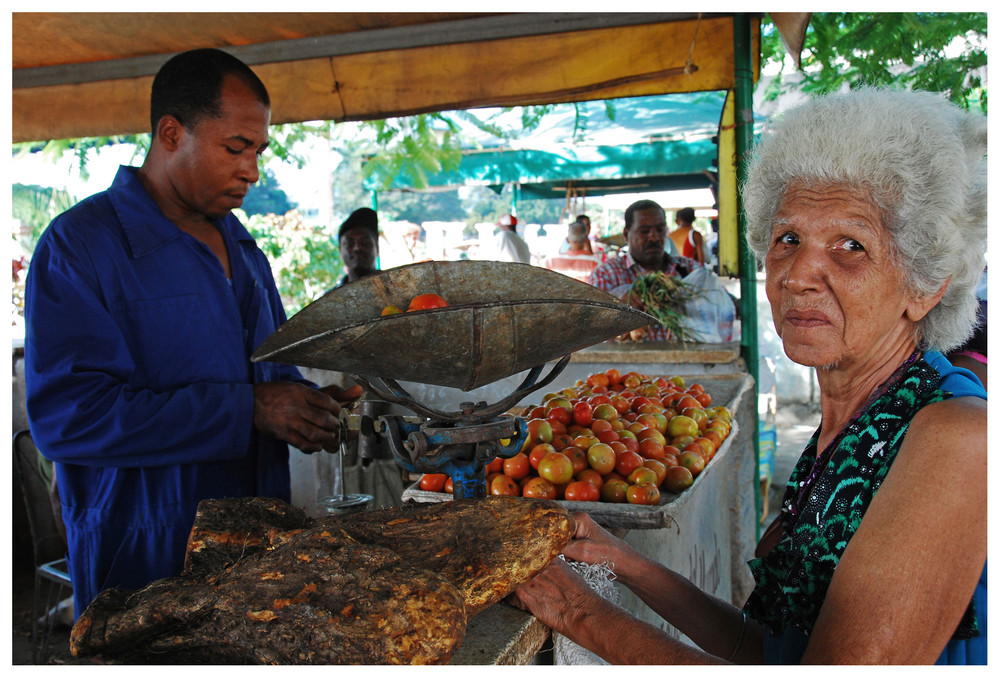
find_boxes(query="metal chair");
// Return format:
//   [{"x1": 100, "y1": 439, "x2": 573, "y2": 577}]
[{"x1": 12, "y1": 429, "x2": 73, "y2": 664}]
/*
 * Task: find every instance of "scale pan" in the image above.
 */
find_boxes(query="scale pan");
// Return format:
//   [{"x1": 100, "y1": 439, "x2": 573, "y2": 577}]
[{"x1": 252, "y1": 260, "x2": 653, "y2": 391}]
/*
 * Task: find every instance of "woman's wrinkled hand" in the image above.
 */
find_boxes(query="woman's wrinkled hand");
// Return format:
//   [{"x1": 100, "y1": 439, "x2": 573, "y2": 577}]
[{"x1": 562, "y1": 511, "x2": 634, "y2": 573}]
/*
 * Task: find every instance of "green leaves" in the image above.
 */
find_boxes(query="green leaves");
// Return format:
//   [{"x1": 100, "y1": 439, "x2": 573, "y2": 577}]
[{"x1": 764, "y1": 12, "x2": 987, "y2": 112}]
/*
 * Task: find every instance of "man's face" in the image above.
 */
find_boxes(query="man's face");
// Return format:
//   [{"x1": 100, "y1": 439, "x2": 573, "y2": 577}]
[
  {"x1": 340, "y1": 227, "x2": 379, "y2": 278},
  {"x1": 625, "y1": 208, "x2": 668, "y2": 269},
  {"x1": 168, "y1": 75, "x2": 270, "y2": 220}
]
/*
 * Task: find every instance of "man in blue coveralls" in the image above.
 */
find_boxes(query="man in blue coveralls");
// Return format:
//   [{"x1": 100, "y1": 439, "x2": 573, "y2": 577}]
[{"x1": 24, "y1": 48, "x2": 359, "y2": 618}]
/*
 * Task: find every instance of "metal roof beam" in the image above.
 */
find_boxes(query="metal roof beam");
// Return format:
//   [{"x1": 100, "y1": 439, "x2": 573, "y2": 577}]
[{"x1": 14, "y1": 12, "x2": 709, "y2": 89}]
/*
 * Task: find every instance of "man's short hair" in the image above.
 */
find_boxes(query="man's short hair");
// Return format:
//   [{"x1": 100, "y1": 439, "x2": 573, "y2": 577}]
[
  {"x1": 567, "y1": 221, "x2": 588, "y2": 244},
  {"x1": 676, "y1": 207, "x2": 696, "y2": 224},
  {"x1": 623, "y1": 199, "x2": 664, "y2": 232},
  {"x1": 150, "y1": 48, "x2": 270, "y2": 134},
  {"x1": 338, "y1": 207, "x2": 379, "y2": 240}
]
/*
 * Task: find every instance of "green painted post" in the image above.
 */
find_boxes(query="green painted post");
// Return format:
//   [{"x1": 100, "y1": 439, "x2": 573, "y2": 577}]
[{"x1": 734, "y1": 14, "x2": 762, "y2": 537}]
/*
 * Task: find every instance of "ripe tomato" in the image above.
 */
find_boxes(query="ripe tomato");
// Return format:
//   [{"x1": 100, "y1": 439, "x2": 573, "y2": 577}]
[
  {"x1": 643, "y1": 459, "x2": 668, "y2": 486},
  {"x1": 407, "y1": 293, "x2": 449, "y2": 311},
  {"x1": 638, "y1": 438, "x2": 665, "y2": 460},
  {"x1": 527, "y1": 418, "x2": 554, "y2": 444},
  {"x1": 485, "y1": 457, "x2": 504, "y2": 474},
  {"x1": 587, "y1": 372, "x2": 611, "y2": 388},
  {"x1": 444, "y1": 477, "x2": 454, "y2": 494},
  {"x1": 586, "y1": 442, "x2": 617, "y2": 475},
  {"x1": 419, "y1": 473, "x2": 447, "y2": 492},
  {"x1": 537, "y1": 451, "x2": 574, "y2": 485},
  {"x1": 600, "y1": 478, "x2": 629, "y2": 503},
  {"x1": 564, "y1": 480, "x2": 600, "y2": 502},
  {"x1": 605, "y1": 368, "x2": 622, "y2": 386},
  {"x1": 626, "y1": 482, "x2": 661, "y2": 505},
  {"x1": 563, "y1": 446, "x2": 589, "y2": 475},
  {"x1": 546, "y1": 406, "x2": 572, "y2": 427},
  {"x1": 576, "y1": 468, "x2": 604, "y2": 489},
  {"x1": 662, "y1": 465, "x2": 694, "y2": 493},
  {"x1": 550, "y1": 433, "x2": 575, "y2": 451},
  {"x1": 490, "y1": 474, "x2": 520, "y2": 496},
  {"x1": 614, "y1": 450, "x2": 644, "y2": 477},
  {"x1": 522, "y1": 476, "x2": 557, "y2": 500},
  {"x1": 677, "y1": 450, "x2": 706, "y2": 477},
  {"x1": 503, "y1": 452, "x2": 531, "y2": 481},
  {"x1": 590, "y1": 418, "x2": 614, "y2": 435},
  {"x1": 627, "y1": 466, "x2": 657, "y2": 486},
  {"x1": 572, "y1": 401, "x2": 594, "y2": 427},
  {"x1": 596, "y1": 429, "x2": 620, "y2": 444},
  {"x1": 529, "y1": 443, "x2": 556, "y2": 470}
]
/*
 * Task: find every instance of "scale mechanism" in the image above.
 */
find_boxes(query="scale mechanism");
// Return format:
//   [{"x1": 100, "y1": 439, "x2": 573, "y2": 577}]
[{"x1": 252, "y1": 260, "x2": 653, "y2": 505}]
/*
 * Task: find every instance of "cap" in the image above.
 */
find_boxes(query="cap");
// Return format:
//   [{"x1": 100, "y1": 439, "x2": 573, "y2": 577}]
[
  {"x1": 338, "y1": 207, "x2": 379, "y2": 240},
  {"x1": 497, "y1": 214, "x2": 518, "y2": 227}
]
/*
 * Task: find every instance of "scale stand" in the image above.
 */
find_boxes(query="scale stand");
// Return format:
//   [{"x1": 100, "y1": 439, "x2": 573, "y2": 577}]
[
  {"x1": 317, "y1": 411, "x2": 374, "y2": 515},
  {"x1": 353, "y1": 356, "x2": 570, "y2": 499}
]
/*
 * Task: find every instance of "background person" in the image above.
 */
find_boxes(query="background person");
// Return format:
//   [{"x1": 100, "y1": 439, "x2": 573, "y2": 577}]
[
  {"x1": 543, "y1": 221, "x2": 603, "y2": 282},
  {"x1": 514, "y1": 88, "x2": 987, "y2": 664},
  {"x1": 587, "y1": 199, "x2": 700, "y2": 341},
  {"x1": 488, "y1": 213, "x2": 532, "y2": 264},
  {"x1": 24, "y1": 48, "x2": 359, "y2": 618},
  {"x1": 669, "y1": 206, "x2": 706, "y2": 264},
  {"x1": 333, "y1": 207, "x2": 380, "y2": 288}
]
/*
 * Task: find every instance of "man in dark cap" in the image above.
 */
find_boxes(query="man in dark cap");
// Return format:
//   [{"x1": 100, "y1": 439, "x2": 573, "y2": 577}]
[{"x1": 335, "y1": 207, "x2": 380, "y2": 287}]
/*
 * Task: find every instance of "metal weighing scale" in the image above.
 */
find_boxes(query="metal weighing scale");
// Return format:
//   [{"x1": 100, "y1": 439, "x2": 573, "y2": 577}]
[{"x1": 252, "y1": 260, "x2": 653, "y2": 505}]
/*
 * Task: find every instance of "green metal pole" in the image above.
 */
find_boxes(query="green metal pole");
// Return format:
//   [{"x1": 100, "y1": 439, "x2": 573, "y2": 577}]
[
  {"x1": 733, "y1": 13, "x2": 762, "y2": 538},
  {"x1": 370, "y1": 190, "x2": 378, "y2": 211}
]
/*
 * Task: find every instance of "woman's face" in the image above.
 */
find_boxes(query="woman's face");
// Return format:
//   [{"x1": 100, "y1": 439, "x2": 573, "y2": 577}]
[{"x1": 765, "y1": 183, "x2": 925, "y2": 371}]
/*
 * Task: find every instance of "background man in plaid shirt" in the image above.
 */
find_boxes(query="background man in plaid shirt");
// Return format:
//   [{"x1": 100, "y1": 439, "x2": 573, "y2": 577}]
[{"x1": 587, "y1": 199, "x2": 701, "y2": 341}]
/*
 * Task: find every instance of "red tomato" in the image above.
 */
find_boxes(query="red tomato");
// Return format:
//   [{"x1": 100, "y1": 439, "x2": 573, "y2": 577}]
[
  {"x1": 626, "y1": 482, "x2": 661, "y2": 505},
  {"x1": 419, "y1": 473, "x2": 448, "y2": 492},
  {"x1": 522, "y1": 476, "x2": 557, "y2": 500},
  {"x1": 576, "y1": 468, "x2": 604, "y2": 489},
  {"x1": 564, "y1": 480, "x2": 600, "y2": 502},
  {"x1": 503, "y1": 452, "x2": 531, "y2": 481},
  {"x1": 444, "y1": 477, "x2": 454, "y2": 494},
  {"x1": 643, "y1": 459, "x2": 668, "y2": 486},
  {"x1": 572, "y1": 401, "x2": 594, "y2": 427},
  {"x1": 614, "y1": 450, "x2": 644, "y2": 477},
  {"x1": 600, "y1": 478, "x2": 628, "y2": 503},
  {"x1": 546, "y1": 406, "x2": 572, "y2": 427},
  {"x1": 407, "y1": 293, "x2": 449, "y2": 311},
  {"x1": 529, "y1": 443, "x2": 556, "y2": 470},
  {"x1": 485, "y1": 457, "x2": 504, "y2": 474},
  {"x1": 490, "y1": 474, "x2": 520, "y2": 496},
  {"x1": 563, "y1": 446, "x2": 589, "y2": 475}
]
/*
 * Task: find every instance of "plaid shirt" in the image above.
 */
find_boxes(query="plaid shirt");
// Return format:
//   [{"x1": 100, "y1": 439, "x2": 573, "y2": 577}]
[{"x1": 587, "y1": 250, "x2": 701, "y2": 342}]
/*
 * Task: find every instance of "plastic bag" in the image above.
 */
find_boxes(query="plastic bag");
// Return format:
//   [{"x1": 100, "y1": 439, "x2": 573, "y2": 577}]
[{"x1": 679, "y1": 267, "x2": 736, "y2": 343}]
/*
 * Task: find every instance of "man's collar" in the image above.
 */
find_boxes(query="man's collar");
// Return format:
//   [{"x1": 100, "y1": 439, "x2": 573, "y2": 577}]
[{"x1": 109, "y1": 166, "x2": 252, "y2": 257}]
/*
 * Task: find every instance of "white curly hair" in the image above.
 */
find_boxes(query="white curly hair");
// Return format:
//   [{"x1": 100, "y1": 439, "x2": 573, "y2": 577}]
[{"x1": 742, "y1": 87, "x2": 987, "y2": 353}]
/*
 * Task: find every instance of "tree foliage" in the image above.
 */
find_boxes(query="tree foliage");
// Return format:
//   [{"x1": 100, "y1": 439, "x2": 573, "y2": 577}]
[{"x1": 763, "y1": 12, "x2": 987, "y2": 112}]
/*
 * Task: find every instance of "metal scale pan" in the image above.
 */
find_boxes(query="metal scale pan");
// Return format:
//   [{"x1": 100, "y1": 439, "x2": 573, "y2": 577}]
[{"x1": 251, "y1": 260, "x2": 653, "y2": 391}]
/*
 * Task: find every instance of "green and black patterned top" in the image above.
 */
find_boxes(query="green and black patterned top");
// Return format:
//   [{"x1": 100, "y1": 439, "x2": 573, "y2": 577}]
[{"x1": 744, "y1": 351, "x2": 984, "y2": 663}]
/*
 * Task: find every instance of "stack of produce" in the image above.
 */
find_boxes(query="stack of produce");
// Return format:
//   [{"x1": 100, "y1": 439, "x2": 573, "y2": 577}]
[{"x1": 419, "y1": 370, "x2": 733, "y2": 505}]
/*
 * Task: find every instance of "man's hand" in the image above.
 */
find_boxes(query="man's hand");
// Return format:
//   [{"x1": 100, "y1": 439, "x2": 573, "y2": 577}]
[{"x1": 253, "y1": 382, "x2": 344, "y2": 453}]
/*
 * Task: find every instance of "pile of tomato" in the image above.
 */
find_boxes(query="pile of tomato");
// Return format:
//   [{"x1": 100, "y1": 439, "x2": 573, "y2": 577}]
[{"x1": 418, "y1": 369, "x2": 733, "y2": 505}]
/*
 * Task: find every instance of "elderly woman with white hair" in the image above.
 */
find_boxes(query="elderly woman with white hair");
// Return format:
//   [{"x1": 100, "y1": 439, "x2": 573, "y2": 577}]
[{"x1": 511, "y1": 88, "x2": 987, "y2": 665}]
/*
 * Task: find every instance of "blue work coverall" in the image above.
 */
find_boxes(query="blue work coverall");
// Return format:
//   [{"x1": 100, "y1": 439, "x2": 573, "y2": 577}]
[{"x1": 24, "y1": 166, "x2": 309, "y2": 617}]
